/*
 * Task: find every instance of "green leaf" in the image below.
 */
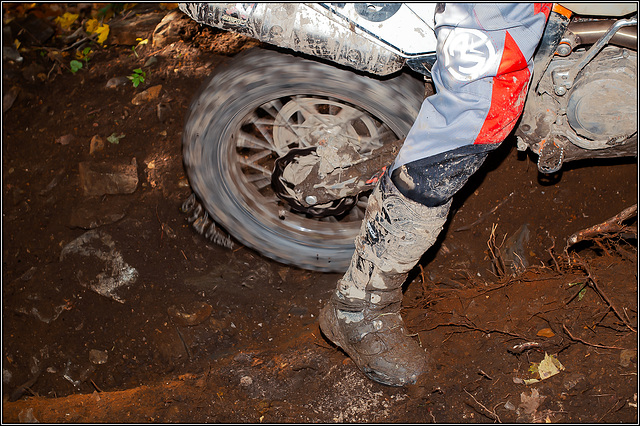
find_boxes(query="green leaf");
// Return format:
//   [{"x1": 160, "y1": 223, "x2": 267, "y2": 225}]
[
  {"x1": 69, "y1": 60, "x2": 83, "y2": 73},
  {"x1": 107, "y1": 133, "x2": 125, "y2": 144},
  {"x1": 577, "y1": 287, "x2": 588, "y2": 301},
  {"x1": 128, "y1": 69, "x2": 146, "y2": 88}
]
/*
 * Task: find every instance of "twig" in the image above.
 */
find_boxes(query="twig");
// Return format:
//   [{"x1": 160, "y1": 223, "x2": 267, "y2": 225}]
[
  {"x1": 62, "y1": 32, "x2": 99, "y2": 52},
  {"x1": 547, "y1": 235, "x2": 561, "y2": 272},
  {"x1": 478, "y1": 369, "x2": 493, "y2": 380},
  {"x1": 597, "y1": 398, "x2": 626, "y2": 422},
  {"x1": 9, "y1": 368, "x2": 42, "y2": 402},
  {"x1": 565, "y1": 204, "x2": 637, "y2": 251},
  {"x1": 487, "y1": 223, "x2": 507, "y2": 278},
  {"x1": 577, "y1": 259, "x2": 637, "y2": 333},
  {"x1": 421, "y1": 321, "x2": 524, "y2": 339},
  {"x1": 463, "y1": 388, "x2": 501, "y2": 423},
  {"x1": 90, "y1": 379, "x2": 103, "y2": 393},
  {"x1": 419, "y1": 264, "x2": 426, "y2": 285},
  {"x1": 562, "y1": 324, "x2": 628, "y2": 350}
]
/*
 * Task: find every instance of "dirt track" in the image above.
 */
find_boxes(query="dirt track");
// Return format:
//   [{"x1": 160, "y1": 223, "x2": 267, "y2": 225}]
[{"x1": 2, "y1": 3, "x2": 638, "y2": 423}]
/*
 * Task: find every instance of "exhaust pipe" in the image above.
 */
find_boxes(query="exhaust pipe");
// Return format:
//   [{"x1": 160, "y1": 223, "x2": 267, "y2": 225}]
[{"x1": 568, "y1": 20, "x2": 637, "y2": 50}]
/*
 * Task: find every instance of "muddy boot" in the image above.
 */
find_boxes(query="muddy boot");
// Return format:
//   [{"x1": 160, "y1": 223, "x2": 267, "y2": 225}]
[{"x1": 319, "y1": 172, "x2": 450, "y2": 386}]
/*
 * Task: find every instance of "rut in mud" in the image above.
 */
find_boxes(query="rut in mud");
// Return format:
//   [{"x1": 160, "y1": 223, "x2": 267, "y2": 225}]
[{"x1": 2, "y1": 3, "x2": 638, "y2": 423}]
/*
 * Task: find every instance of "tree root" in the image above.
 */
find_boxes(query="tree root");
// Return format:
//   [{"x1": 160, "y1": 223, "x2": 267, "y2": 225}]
[{"x1": 565, "y1": 204, "x2": 637, "y2": 252}]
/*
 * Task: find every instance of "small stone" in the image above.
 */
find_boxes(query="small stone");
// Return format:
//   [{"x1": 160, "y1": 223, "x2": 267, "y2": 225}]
[
  {"x1": 131, "y1": 85, "x2": 162, "y2": 105},
  {"x1": 144, "y1": 56, "x2": 158, "y2": 67},
  {"x1": 167, "y1": 301, "x2": 213, "y2": 326},
  {"x1": 240, "y1": 375, "x2": 253, "y2": 386},
  {"x1": 56, "y1": 134, "x2": 74, "y2": 145},
  {"x1": 105, "y1": 76, "x2": 130, "y2": 89},
  {"x1": 89, "y1": 349, "x2": 109, "y2": 365},
  {"x1": 89, "y1": 135, "x2": 105, "y2": 154},
  {"x1": 3, "y1": 86, "x2": 20, "y2": 113},
  {"x1": 2, "y1": 46, "x2": 23, "y2": 63}
]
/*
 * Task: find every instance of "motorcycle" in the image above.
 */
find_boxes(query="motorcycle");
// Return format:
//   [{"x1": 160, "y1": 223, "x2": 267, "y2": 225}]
[{"x1": 178, "y1": 3, "x2": 637, "y2": 272}]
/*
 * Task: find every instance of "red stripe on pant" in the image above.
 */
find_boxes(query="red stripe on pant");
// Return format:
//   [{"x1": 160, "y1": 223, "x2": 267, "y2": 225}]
[{"x1": 474, "y1": 31, "x2": 531, "y2": 145}]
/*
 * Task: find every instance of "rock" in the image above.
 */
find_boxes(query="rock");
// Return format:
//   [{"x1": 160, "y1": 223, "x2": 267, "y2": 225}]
[
  {"x1": 89, "y1": 349, "x2": 108, "y2": 365},
  {"x1": 105, "y1": 76, "x2": 130, "y2": 89},
  {"x1": 69, "y1": 196, "x2": 130, "y2": 229},
  {"x1": 108, "y1": 12, "x2": 164, "y2": 46},
  {"x1": 144, "y1": 56, "x2": 158, "y2": 67},
  {"x1": 2, "y1": 46, "x2": 23, "y2": 63},
  {"x1": 56, "y1": 134, "x2": 74, "y2": 145},
  {"x1": 131, "y1": 85, "x2": 162, "y2": 105},
  {"x1": 167, "y1": 301, "x2": 213, "y2": 327},
  {"x1": 3, "y1": 86, "x2": 20, "y2": 113},
  {"x1": 78, "y1": 158, "x2": 138, "y2": 197},
  {"x1": 240, "y1": 375, "x2": 253, "y2": 387},
  {"x1": 89, "y1": 135, "x2": 105, "y2": 154}
]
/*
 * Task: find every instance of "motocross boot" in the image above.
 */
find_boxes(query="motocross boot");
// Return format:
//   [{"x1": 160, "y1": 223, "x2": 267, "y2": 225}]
[{"x1": 319, "y1": 171, "x2": 450, "y2": 386}]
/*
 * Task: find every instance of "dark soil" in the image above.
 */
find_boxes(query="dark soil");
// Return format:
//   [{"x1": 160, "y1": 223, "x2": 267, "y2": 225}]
[{"x1": 3, "y1": 3, "x2": 638, "y2": 423}]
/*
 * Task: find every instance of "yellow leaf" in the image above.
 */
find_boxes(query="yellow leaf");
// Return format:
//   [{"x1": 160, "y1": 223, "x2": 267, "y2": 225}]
[
  {"x1": 85, "y1": 18, "x2": 99, "y2": 34},
  {"x1": 55, "y1": 12, "x2": 79, "y2": 30},
  {"x1": 536, "y1": 328, "x2": 555, "y2": 338},
  {"x1": 85, "y1": 19, "x2": 109, "y2": 45},
  {"x1": 95, "y1": 24, "x2": 109, "y2": 44},
  {"x1": 13, "y1": 39, "x2": 20, "y2": 49}
]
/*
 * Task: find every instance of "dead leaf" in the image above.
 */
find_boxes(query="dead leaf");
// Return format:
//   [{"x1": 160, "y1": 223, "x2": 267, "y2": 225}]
[
  {"x1": 519, "y1": 388, "x2": 544, "y2": 415},
  {"x1": 537, "y1": 352, "x2": 565, "y2": 380},
  {"x1": 536, "y1": 328, "x2": 555, "y2": 338}
]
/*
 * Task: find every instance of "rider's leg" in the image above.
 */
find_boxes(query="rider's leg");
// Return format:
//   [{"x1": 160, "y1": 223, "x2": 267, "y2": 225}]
[
  {"x1": 318, "y1": 3, "x2": 550, "y2": 386},
  {"x1": 318, "y1": 149, "x2": 488, "y2": 386}
]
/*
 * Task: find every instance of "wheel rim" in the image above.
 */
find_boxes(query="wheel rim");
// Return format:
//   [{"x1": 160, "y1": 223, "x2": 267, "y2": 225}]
[{"x1": 225, "y1": 94, "x2": 401, "y2": 239}]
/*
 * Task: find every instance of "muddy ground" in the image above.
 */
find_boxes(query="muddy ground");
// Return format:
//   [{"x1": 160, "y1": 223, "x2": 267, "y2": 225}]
[{"x1": 2, "y1": 3, "x2": 638, "y2": 423}]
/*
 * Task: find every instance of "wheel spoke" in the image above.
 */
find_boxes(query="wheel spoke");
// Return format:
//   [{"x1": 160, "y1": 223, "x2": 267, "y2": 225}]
[
  {"x1": 238, "y1": 157, "x2": 272, "y2": 175},
  {"x1": 237, "y1": 130, "x2": 275, "y2": 151},
  {"x1": 238, "y1": 95, "x2": 399, "y2": 224}
]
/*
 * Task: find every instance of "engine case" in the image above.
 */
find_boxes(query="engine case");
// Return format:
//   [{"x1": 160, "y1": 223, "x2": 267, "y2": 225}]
[{"x1": 516, "y1": 45, "x2": 637, "y2": 166}]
